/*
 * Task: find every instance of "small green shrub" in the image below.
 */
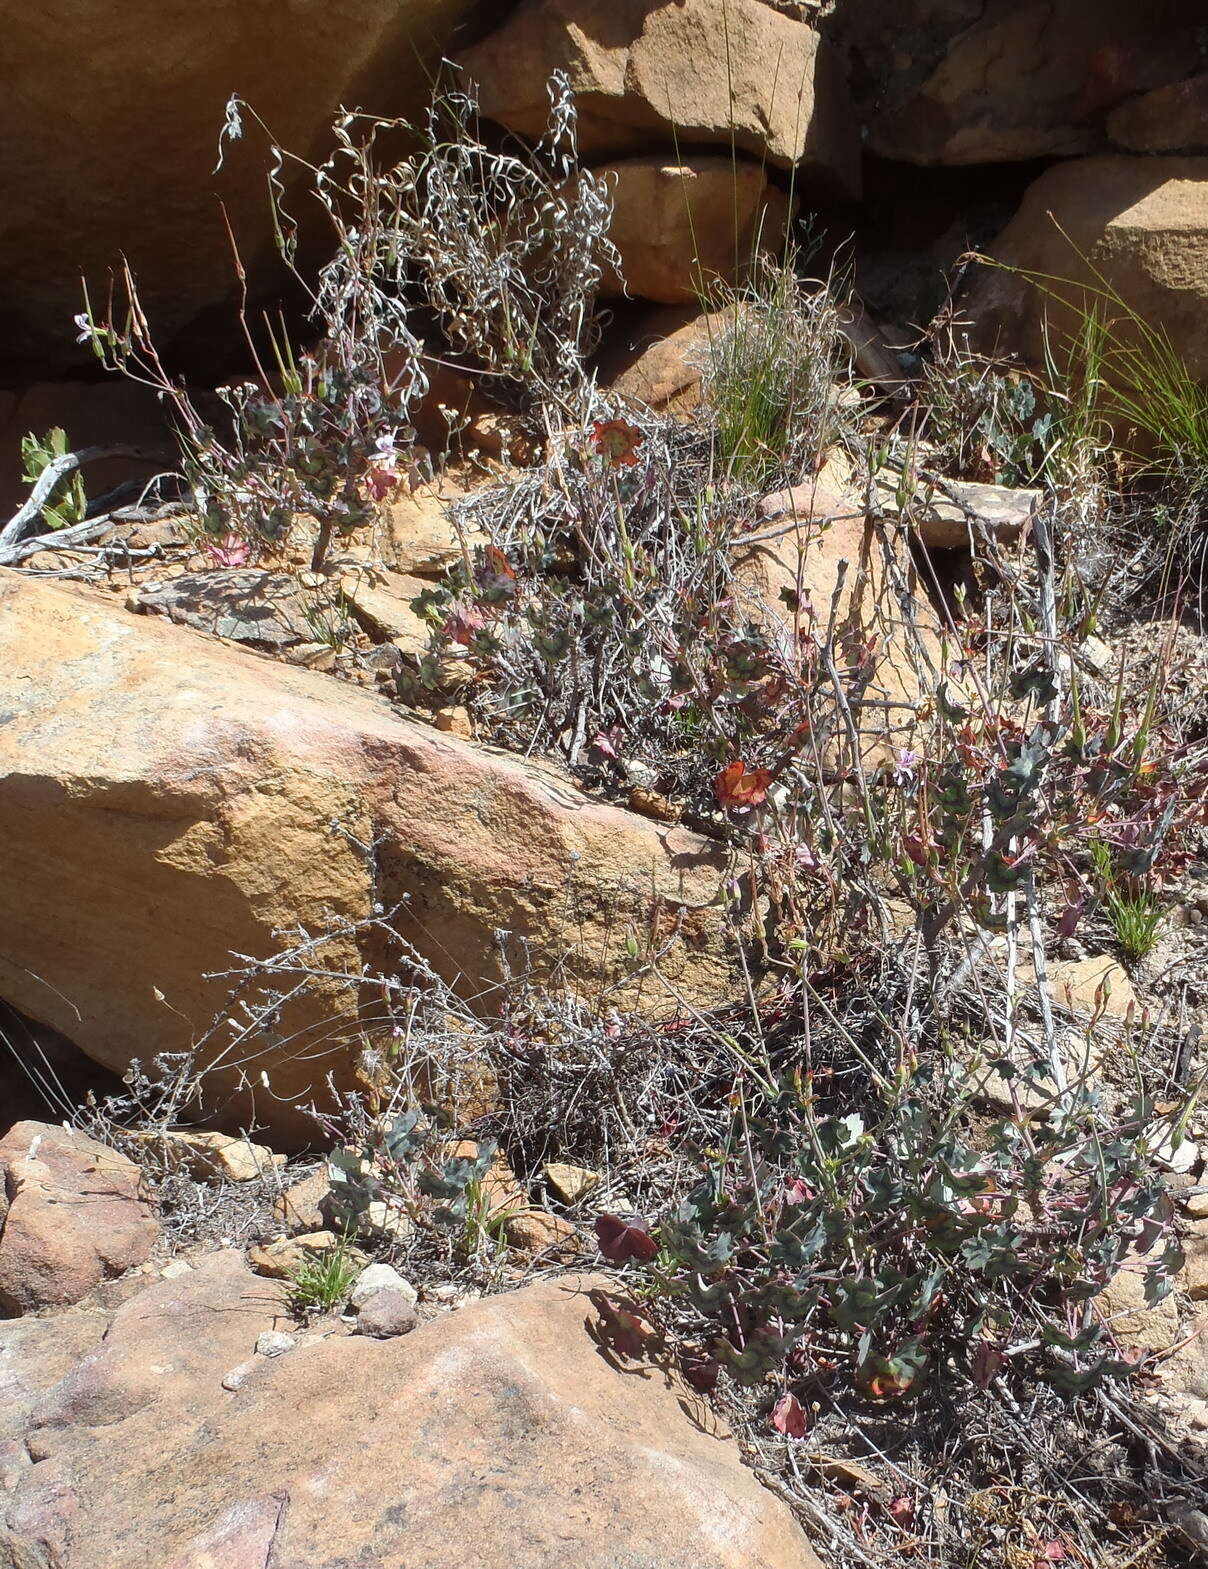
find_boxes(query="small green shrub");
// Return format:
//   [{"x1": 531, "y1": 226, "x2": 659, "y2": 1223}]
[
  {"x1": 20, "y1": 427, "x2": 88, "y2": 531},
  {"x1": 1089, "y1": 841, "x2": 1164, "y2": 963},
  {"x1": 977, "y1": 242, "x2": 1208, "y2": 518},
  {"x1": 287, "y1": 1236, "x2": 358, "y2": 1315},
  {"x1": 918, "y1": 351, "x2": 1056, "y2": 488},
  {"x1": 327, "y1": 1107, "x2": 504, "y2": 1263},
  {"x1": 701, "y1": 256, "x2": 853, "y2": 491},
  {"x1": 600, "y1": 1050, "x2": 1185, "y2": 1400}
]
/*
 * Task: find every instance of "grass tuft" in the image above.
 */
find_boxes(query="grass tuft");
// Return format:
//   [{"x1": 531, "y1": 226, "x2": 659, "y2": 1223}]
[{"x1": 287, "y1": 1237, "x2": 359, "y2": 1316}]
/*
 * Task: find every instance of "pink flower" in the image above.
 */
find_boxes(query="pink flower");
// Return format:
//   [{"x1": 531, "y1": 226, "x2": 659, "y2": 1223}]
[{"x1": 205, "y1": 532, "x2": 252, "y2": 567}]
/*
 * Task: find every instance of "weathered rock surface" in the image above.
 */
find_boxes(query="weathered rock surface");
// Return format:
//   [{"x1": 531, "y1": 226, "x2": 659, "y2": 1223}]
[
  {"x1": 0, "y1": 572, "x2": 731, "y2": 1140},
  {"x1": 272, "y1": 1167, "x2": 336, "y2": 1235},
  {"x1": 338, "y1": 562, "x2": 434, "y2": 655},
  {"x1": 1049, "y1": 956, "x2": 1138, "y2": 1021},
  {"x1": 353, "y1": 1285, "x2": 419, "y2": 1337},
  {"x1": 349, "y1": 1262, "x2": 417, "y2": 1310},
  {"x1": 246, "y1": 1231, "x2": 361, "y2": 1281},
  {"x1": 751, "y1": 457, "x2": 943, "y2": 763},
  {"x1": 596, "y1": 304, "x2": 735, "y2": 415},
  {"x1": 829, "y1": 0, "x2": 1205, "y2": 166},
  {"x1": 0, "y1": 1254, "x2": 822, "y2": 1568},
  {"x1": 601, "y1": 158, "x2": 793, "y2": 305},
  {"x1": 0, "y1": 1123, "x2": 158, "y2": 1315},
  {"x1": 2, "y1": 1, "x2": 491, "y2": 372},
  {"x1": 1109, "y1": 73, "x2": 1208, "y2": 153},
  {"x1": 961, "y1": 157, "x2": 1208, "y2": 381},
  {"x1": 130, "y1": 569, "x2": 324, "y2": 650},
  {"x1": 1184, "y1": 1225, "x2": 1208, "y2": 1302},
  {"x1": 0, "y1": 1303, "x2": 110, "y2": 1487},
  {"x1": 463, "y1": 0, "x2": 860, "y2": 199},
  {"x1": 876, "y1": 478, "x2": 1039, "y2": 552},
  {"x1": 127, "y1": 1129, "x2": 286, "y2": 1184},
  {"x1": 379, "y1": 480, "x2": 480, "y2": 574}
]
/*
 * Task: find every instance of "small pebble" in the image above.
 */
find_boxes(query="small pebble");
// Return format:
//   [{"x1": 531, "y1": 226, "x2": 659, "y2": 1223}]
[
  {"x1": 350, "y1": 1263, "x2": 417, "y2": 1311},
  {"x1": 221, "y1": 1361, "x2": 255, "y2": 1392},
  {"x1": 255, "y1": 1331, "x2": 297, "y2": 1358},
  {"x1": 159, "y1": 1260, "x2": 193, "y2": 1280},
  {"x1": 353, "y1": 1288, "x2": 418, "y2": 1340}
]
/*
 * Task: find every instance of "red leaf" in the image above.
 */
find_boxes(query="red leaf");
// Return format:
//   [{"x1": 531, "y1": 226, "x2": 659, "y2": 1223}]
[
  {"x1": 588, "y1": 1290, "x2": 655, "y2": 1358},
  {"x1": 589, "y1": 728, "x2": 621, "y2": 761},
  {"x1": 680, "y1": 1351, "x2": 720, "y2": 1394},
  {"x1": 970, "y1": 1341, "x2": 1006, "y2": 1390},
  {"x1": 771, "y1": 1392, "x2": 808, "y2": 1439},
  {"x1": 715, "y1": 760, "x2": 773, "y2": 810},
  {"x1": 442, "y1": 603, "x2": 489, "y2": 647},
  {"x1": 1034, "y1": 1541, "x2": 1066, "y2": 1567},
  {"x1": 364, "y1": 463, "x2": 402, "y2": 503},
  {"x1": 888, "y1": 1496, "x2": 915, "y2": 1527},
  {"x1": 590, "y1": 419, "x2": 644, "y2": 468},
  {"x1": 1054, "y1": 893, "x2": 1087, "y2": 940},
  {"x1": 594, "y1": 1213, "x2": 658, "y2": 1263}
]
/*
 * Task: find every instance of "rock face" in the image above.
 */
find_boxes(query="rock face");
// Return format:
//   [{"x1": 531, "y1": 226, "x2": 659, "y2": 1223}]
[
  {"x1": 1109, "y1": 73, "x2": 1208, "y2": 153},
  {"x1": 960, "y1": 157, "x2": 1208, "y2": 380},
  {"x1": 0, "y1": 572, "x2": 731, "y2": 1141},
  {"x1": 0, "y1": 1254, "x2": 822, "y2": 1569},
  {"x1": 130, "y1": 570, "x2": 323, "y2": 651},
  {"x1": 0, "y1": 1123, "x2": 159, "y2": 1315},
  {"x1": 829, "y1": 0, "x2": 1205, "y2": 166},
  {"x1": 747, "y1": 457, "x2": 943, "y2": 764},
  {"x1": 462, "y1": 0, "x2": 860, "y2": 200},
  {"x1": 595, "y1": 304, "x2": 735, "y2": 415},
  {"x1": 1, "y1": 1, "x2": 490, "y2": 374},
  {"x1": 602, "y1": 158, "x2": 794, "y2": 305}
]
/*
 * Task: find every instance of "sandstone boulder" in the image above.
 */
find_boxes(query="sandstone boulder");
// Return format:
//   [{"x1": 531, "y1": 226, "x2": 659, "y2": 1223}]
[
  {"x1": 961, "y1": 157, "x2": 1208, "y2": 383},
  {"x1": 462, "y1": 0, "x2": 860, "y2": 200},
  {"x1": 2, "y1": 1, "x2": 490, "y2": 372},
  {"x1": 830, "y1": 0, "x2": 1205, "y2": 166},
  {"x1": 749, "y1": 457, "x2": 944, "y2": 764},
  {"x1": 272, "y1": 1167, "x2": 336, "y2": 1235},
  {"x1": 0, "y1": 1303, "x2": 111, "y2": 1491},
  {"x1": 602, "y1": 158, "x2": 794, "y2": 306},
  {"x1": 338, "y1": 563, "x2": 434, "y2": 655},
  {"x1": 1109, "y1": 73, "x2": 1208, "y2": 154},
  {"x1": 0, "y1": 1122, "x2": 159, "y2": 1315},
  {"x1": 130, "y1": 569, "x2": 324, "y2": 650},
  {"x1": 379, "y1": 480, "x2": 480, "y2": 574},
  {"x1": 353, "y1": 1287, "x2": 419, "y2": 1338},
  {"x1": 875, "y1": 478, "x2": 1039, "y2": 552},
  {"x1": 0, "y1": 572, "x2": 731, "y2": 1142},
  {"x1": 595, "y1": 304, "x2": 736, "y2": 415},
  {"x1": 0, "y1": 1253, "x2": 821, "y2": 1568},
  {"x1": 246, "y1": 1231, "x2": 365, "y2": 1282},
  {"x1": 127, "y1": 1129, "x2": 286, "y2": 1184}
]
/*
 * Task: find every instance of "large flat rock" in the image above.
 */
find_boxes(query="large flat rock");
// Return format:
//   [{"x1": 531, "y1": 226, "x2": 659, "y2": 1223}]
[
  {"x1": 0, "y1": 572, "x2": 731, "y2": 1140},
  {"x1": 0, "y1": 1255, "x2": 822, "y2": 1569}
]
